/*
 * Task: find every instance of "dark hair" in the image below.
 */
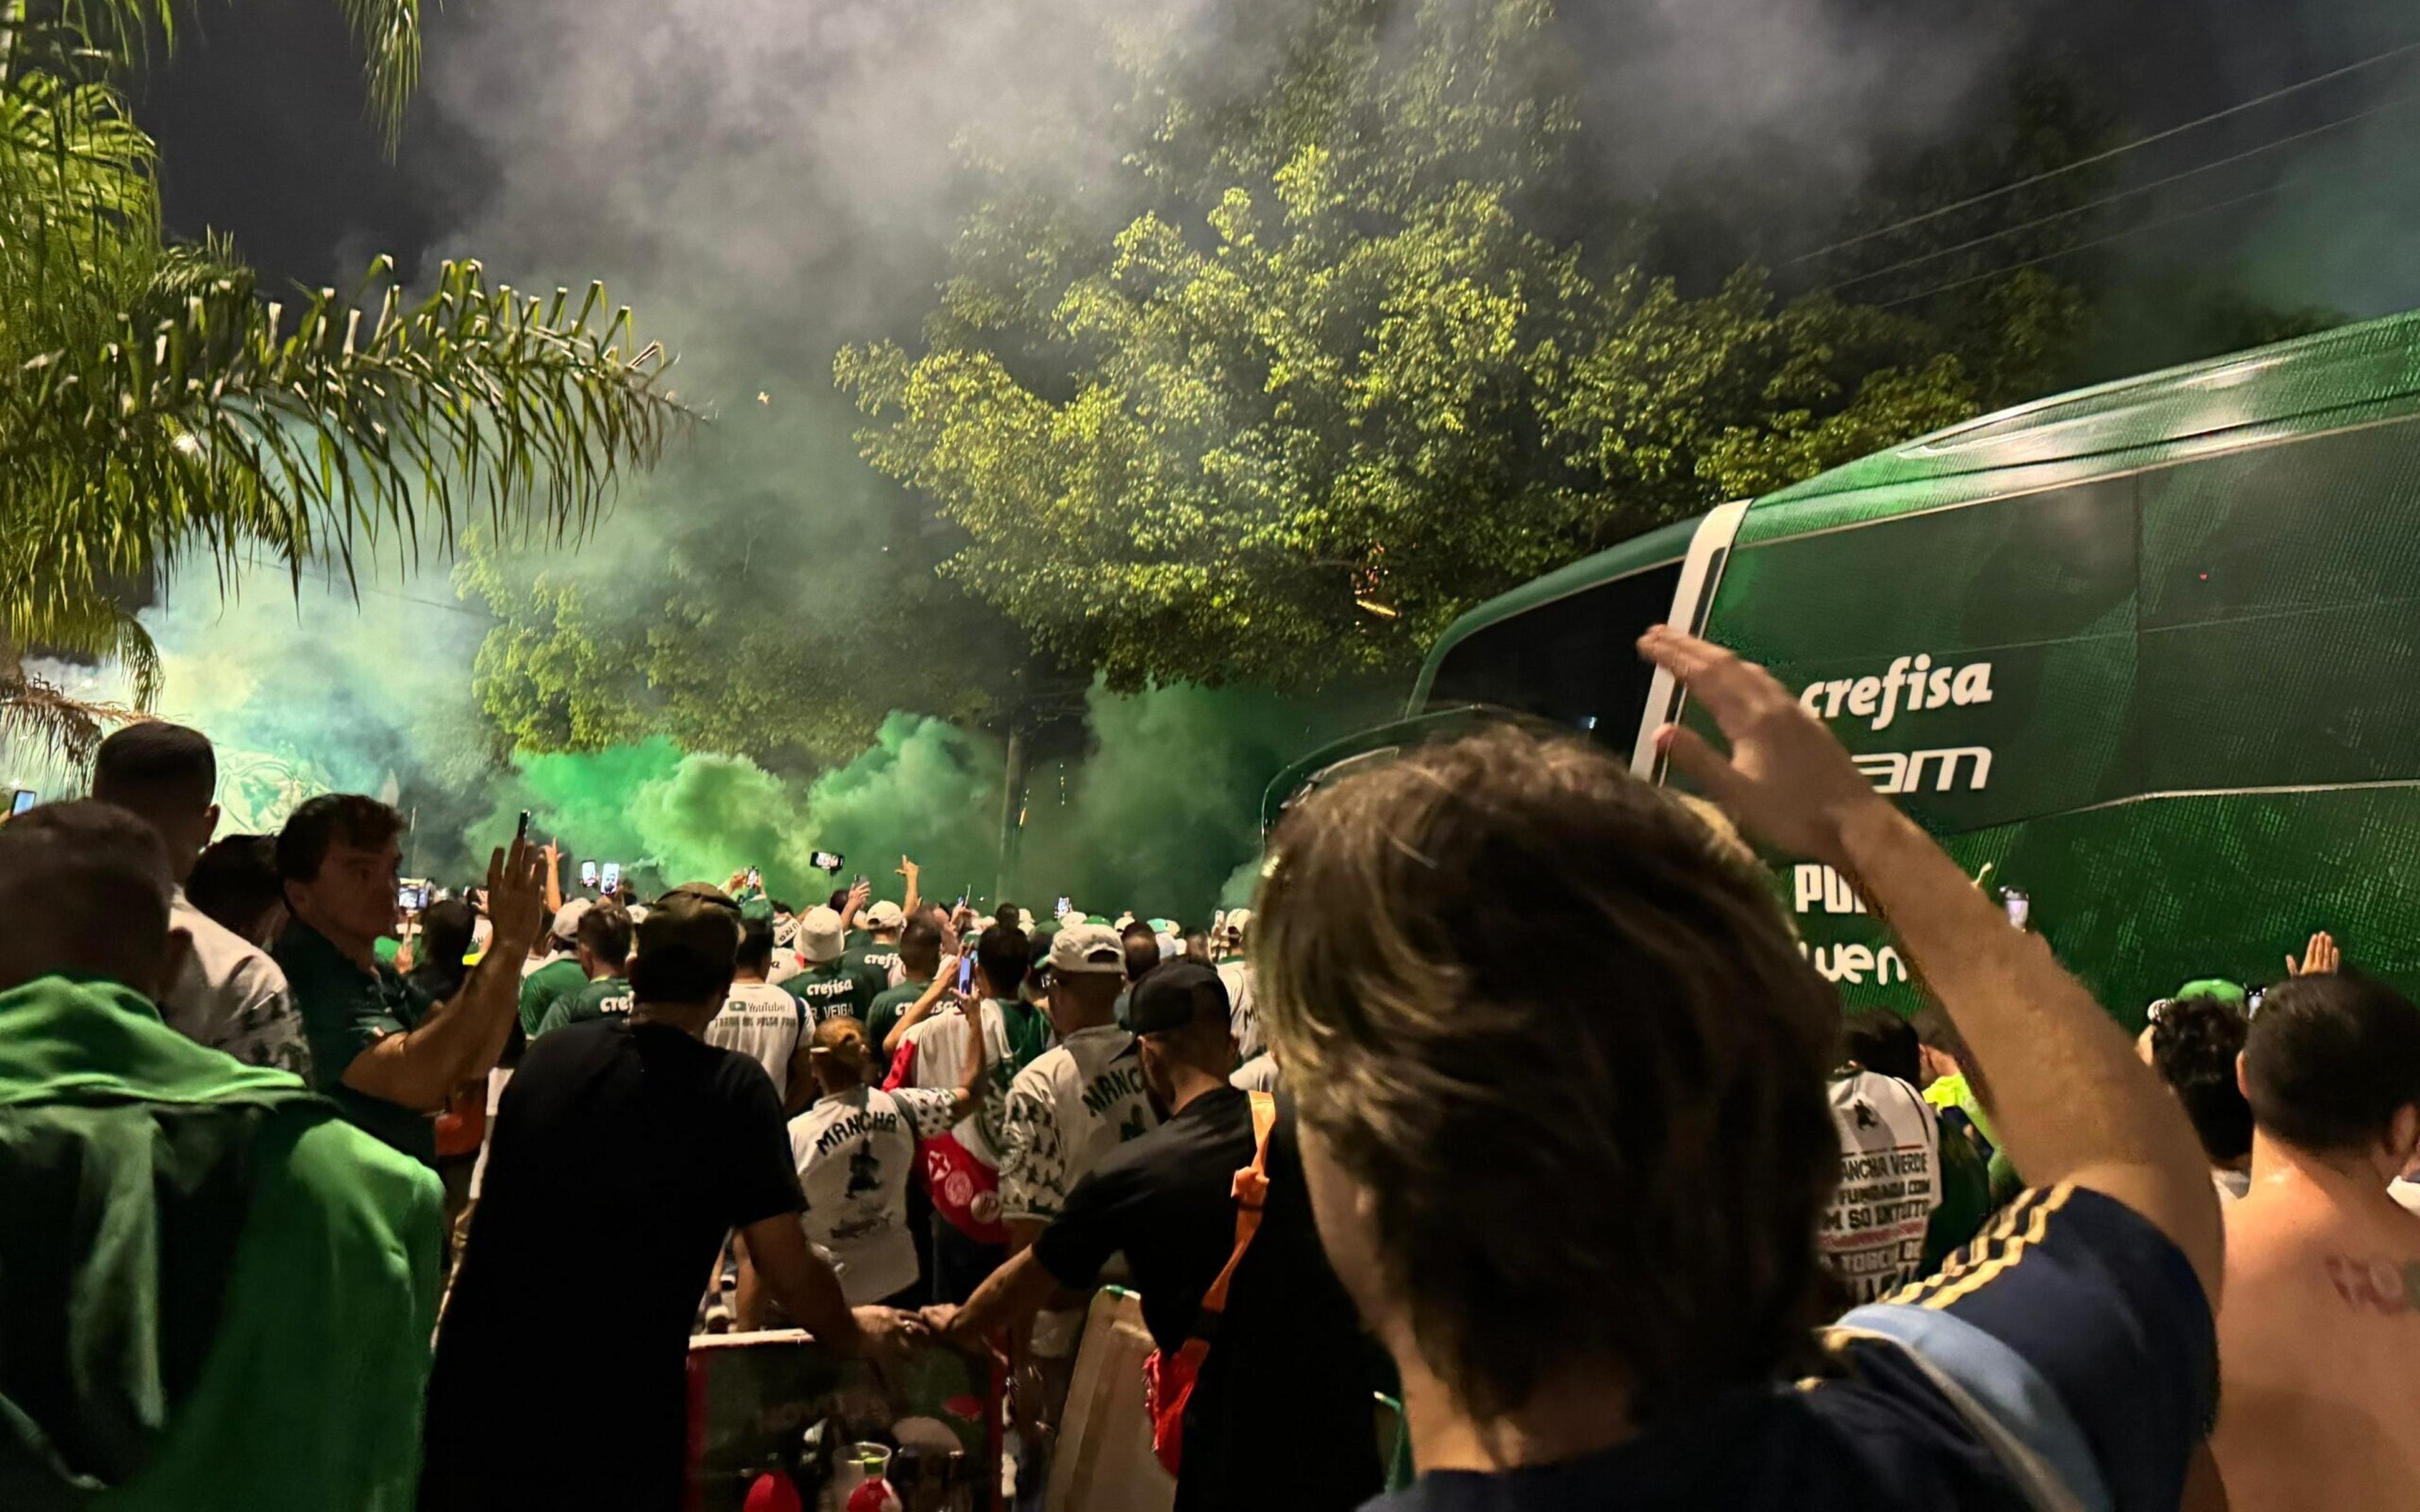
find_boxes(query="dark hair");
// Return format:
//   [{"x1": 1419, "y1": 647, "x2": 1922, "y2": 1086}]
[
  {"x1": 899, "y1": 917, "x2": 943, "y2": 976},
  {"x1": 993, "y1": 903, "x2": 1020, "y2": 932},
  {"x1": 736, "y1": 916, "x2": 775, "y2": 970},
  {"x1": 408, "y1": 900, "x2": 478, "y2": 1003},
  {"x1": 769, "y1": 899, "x2": 794, "y2": 916},
  {"x1": 2149, "y1": 993, "x2": 2253, "y2": 1166},
  {"x1": 1255, "y1": 725, "x2": 1838, "y2": 1423},
  {"x1": 630, "y1": 899, "x2": 740, "y2": 1005},
  {"x1": 2245, "y1": 975, "x2": 2420, "y2": 1155},
  {"x1": 827, "y1": 888, "x2": 850, "y2": 910},
  {"x1": 1123, "y1": 927, "x2": 1161, "y2": 981},
  {"x1": 91, "y1": 721, "x2": 216, "y2": 808},
  {"x1": 577, "y1": 902, "x2": 634, "y2": 966},
  {"x1": 185, "y1": 833, "x2": 284, "y2": 939},
  {"x1": 976, "y1": 923, "x2": 1028, "y2": 998},
  {"x1": 275, "y1": 794, "x2": 405, "y2": 884},
  {"x1": 1841, "y1": 1009, "x2": 1921, "y2": 1087},
  {"x1": 0, "y1": 801, "x2": 175, "y2": 990}
]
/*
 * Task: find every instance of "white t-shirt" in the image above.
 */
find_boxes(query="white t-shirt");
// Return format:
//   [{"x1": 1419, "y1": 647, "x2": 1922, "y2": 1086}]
[
  {"x1": 996, "y1": 1024, "x2": 1160, "y2": 1227},
  {"x1": 901, "y1": 999, "x2": 1046, "y2": 1168},
  {"x1": 1230, "y1": 1052, "x2": 1280, "y2": 1094},
  {"x1": 788, "y1": 1084, "x2": 962, "y2": 1304},
  {"x1": 1820, "y1": 1070, "x2": 1943, "y2": 1304},
  {"x1": 706, "y1": 980, "x2": 808, "y2": 1101},
  {"x1": 1216, "y1": 957, "x2": 1260, "y2": 1061},
  {"x1": 162, "y1": 889, "x2": 311, "y2": 1077}
]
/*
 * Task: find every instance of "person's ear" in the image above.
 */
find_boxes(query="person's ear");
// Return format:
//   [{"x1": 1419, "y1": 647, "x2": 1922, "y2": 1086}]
[
  {"x1": 2236, "y1": 1050, "x2": 2251, "y2": 1100},
  {"x1": 151, "y1": 926, "x2": 195, "y2": 1002},
  {"x1": 2390, "y1": 1105, "x2": 2420, "y2": 1174},
  {"x1": 202, "y1": 803, "x2": 221, "y2": 839}
]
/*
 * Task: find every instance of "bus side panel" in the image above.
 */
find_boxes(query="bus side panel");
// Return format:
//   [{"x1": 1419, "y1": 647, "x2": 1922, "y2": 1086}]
[{"x1": 1693, "y1": 418, "x2": 2420, "y2": 1019}]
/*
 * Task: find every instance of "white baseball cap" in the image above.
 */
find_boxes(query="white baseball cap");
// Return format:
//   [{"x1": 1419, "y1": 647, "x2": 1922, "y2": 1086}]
[
  {"x1": 1048, "y1": 922, "x2": 1127, "y2": 975},
  {"x1": 550, "y1": 898, "x2": 594, "y2": 942},
  {"x1": 797, "y1": 905, "x2": 846, "y2": 964},
  {"x1": 865, "y1": 900, "x2": 906, "y2": 931}
]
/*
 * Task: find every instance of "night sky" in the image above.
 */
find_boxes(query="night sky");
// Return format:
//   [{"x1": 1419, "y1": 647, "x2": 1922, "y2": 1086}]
[{"x1": 135, "y1": 0, "x2": 2420, "y2": 318}]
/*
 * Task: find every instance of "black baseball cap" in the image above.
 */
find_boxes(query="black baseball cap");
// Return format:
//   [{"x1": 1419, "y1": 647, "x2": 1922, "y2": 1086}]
[{"x1": 1127, "y1": 961, "x2": 1231, "y2": 1036}]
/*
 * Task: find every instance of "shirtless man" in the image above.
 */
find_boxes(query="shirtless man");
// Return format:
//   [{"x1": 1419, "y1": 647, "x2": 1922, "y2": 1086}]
[{"x1": 2212, "y1": 970, "x2": 2420, "y2": 1510}]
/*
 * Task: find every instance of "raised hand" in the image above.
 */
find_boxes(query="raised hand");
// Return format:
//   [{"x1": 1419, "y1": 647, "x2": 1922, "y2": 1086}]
[
  {"x1": 2288, "y1": 931, "x2": 2340, "y2": 977},
  {"x1": 485, "y1": 830, "x2": 548, "y2": 956},
  {"x1": 1637, "y1": 625, "x2": 1886, "y2": 865}
]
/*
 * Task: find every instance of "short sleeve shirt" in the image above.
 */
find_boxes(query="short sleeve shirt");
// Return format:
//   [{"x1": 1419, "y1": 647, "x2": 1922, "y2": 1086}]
[
  {"x1": 274, "y1": 920, "x2": 438, "y2": 1166},
  {"x1": 164, "y1": 889, "x2": 313, "y2": 1077},
  {"x1": 840, "y1": 941, "x2": 905, "y2": 990},
  {"x1": 996, "y1": 1025, "x2": 1160, "y2": 1227},
  {"x1": 792, "y1": 960, "x2": 878, "y2": 1028},
  {"x1": 899, "y1": 998, "x2": 1054, "y2": 1167},
  {"x1": 787, "y1": 1084, "x2": 962, "y2": 1303},
  {"x1": 863, "y1": 978, "x2": 930, "y2": 1053},
  {"x1": 517, "y1": 956, "x2": 587, "y2": 1037},
  {"x1": 1368, "y1": 1185, "x2": 2216, "y2": 1512},
  {"x1": 706, "y1": 980, "x2": 808, "y2": 1099},
  {"x1": 1215, "y1": 957, "x2": 1260, "y2": 1062},
  {"x1": 537, "y1": 976, "x2": 632, "y2": 1036}
]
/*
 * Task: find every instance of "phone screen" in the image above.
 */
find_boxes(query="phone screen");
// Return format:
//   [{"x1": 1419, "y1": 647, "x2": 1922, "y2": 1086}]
[
  {"x1": 397, "y1": 885, "x2": 418, "y2": 912},
  {"x1": 957, "y1": 954, "x2": 976, "y2": 994},
  {"x1": 516, "y1": 809, "x2": 533, "y2": 841},
  {"x1": 1054, "y1": 896, "x2": 1071, "y2": 918},
  {"x1": 600, "y1": 862, "x2": 621, "y2": 894},
  {"x1": 580, "y1": 861, "x2": 599, "y2": 888},
  {"x1": 8, "y1": 789, "x2": 35, "y2": 816},
  {"x1": 812, "y1": 850, "x2": 844, "y2": 873},
  {"x1": 746, "y1": 866, "x2": 761, "y2": 888},
  {"x1": 2001, "y1": 888, "x2": 2031, "y2": 929}
]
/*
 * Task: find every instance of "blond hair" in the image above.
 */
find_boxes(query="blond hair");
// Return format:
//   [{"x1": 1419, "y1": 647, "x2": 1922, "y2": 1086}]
[{"x1": 1253, "y1": 725, "x2": 1840, "y2": 1421}]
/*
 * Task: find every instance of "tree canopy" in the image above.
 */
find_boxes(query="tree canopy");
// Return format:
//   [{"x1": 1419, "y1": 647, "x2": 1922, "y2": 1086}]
[
  {"x1": 835, "y1": 0, "x2": 2020, "y2": 692},
  {"x1": 0, "y1": 0, "x2": 686, "y2": 758}
]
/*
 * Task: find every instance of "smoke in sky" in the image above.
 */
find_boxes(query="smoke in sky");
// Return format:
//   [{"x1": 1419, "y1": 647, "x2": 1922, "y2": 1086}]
[{"x1": 75, "y1": 0, "x2": 2420, "y2": 921}]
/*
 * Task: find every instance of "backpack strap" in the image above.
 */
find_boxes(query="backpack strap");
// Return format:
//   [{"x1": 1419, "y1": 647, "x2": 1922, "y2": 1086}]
[{"x1": 1176, "y1": 1091, "x2": 1279, "y2": 1364}]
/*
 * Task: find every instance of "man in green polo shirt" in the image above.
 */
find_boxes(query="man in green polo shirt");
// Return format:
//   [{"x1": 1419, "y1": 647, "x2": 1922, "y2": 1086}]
[
  {"x1": 517, "y1": 899, "x2": 594, "y2": 1036},
  {"x1": 534, "y1": 903, "x2": 635, "y2": 1034},
  {"x1": 274, "y1": 794, "x2": 544, "y2": 1167},
  {"x1": 0, "y1": 801, "x2": 444, "y2": 1511}
]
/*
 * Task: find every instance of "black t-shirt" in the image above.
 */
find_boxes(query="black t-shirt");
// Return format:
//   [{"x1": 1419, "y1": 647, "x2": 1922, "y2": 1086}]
[
  {"x1": 1035, "y1": 1086, "x2": 1384, "y2": 1512},
  {"x1": 1366, "y1": 1185, "x2": 2214, "y2": 1512},
  {"x1": 420, "y1": 1017, "x2": 805, "y2": 1511}
]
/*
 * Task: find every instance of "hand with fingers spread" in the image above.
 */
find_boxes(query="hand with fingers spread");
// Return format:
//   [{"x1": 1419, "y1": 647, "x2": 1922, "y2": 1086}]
[
  {"x1": 2288, "y1": 930, "x2": 2340, "y2": 977},
  {"x1": 485, "y1": 832, "x2": 548, "y2": 959},
  {"x1": 1637, "y1": 624, "x2": 1887, "y2": 865}
]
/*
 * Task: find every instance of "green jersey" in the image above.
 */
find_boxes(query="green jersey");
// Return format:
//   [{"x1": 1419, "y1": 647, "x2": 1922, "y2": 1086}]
[
  {"x1": 274, "y1": 921, "x2": 438, "y2": 1167},
  {"x1": 839, "y1": 938, "x2": 904, "y2": 988},
  {"x1": 863, "y1": 977, "x2": 935, "y2": 1054},
  {"x1": 791, "y1": 959, "x2": 882, "y2": 1028},
  {"x1": 536, "y1": 976, "x2": 633, "y2": 1036},
  {"x1": 517, "y1": 956, "x2": 587, "y2": 1038}
]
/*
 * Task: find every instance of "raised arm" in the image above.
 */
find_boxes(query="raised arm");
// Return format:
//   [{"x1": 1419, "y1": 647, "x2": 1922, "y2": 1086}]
[
  {"x1": 341, "y1": 835, "x2": 546, "y2": 1112},
  {"x1": 541, "y1": 839, "x2": 563, "y2": 916},
  {"x1": 899, "y1": 855, "x2": 922, "y2": 922},
  {"x1": 1640, "y1": 626, "x2": 2223, "y2": 1300},
  {"x1": 882, "y1": 958, "x2": 960, "y2": 1058}
]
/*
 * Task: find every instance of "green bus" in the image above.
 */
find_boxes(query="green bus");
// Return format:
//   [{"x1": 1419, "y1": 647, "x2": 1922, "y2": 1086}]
[{"x1": 1266, "y1": 311, "x2": 2420, "y2": 1021}]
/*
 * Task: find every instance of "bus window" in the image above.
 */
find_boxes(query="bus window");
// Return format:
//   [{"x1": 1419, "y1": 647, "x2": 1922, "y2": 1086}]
[{"x1": 1423, "y1": 562, "x2": 1685, "y2": 740}]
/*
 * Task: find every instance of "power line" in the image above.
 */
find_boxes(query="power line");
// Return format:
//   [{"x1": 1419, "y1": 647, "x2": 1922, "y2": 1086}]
[
  {"x1": 1814, "y1": 89, "x2": 2420, "y2": 298},
  {"x1": 1778, "y1": 36, "x2": 2420, "y2": 270},
  {"x1": 1874, "y1": 173, "x2": 2325, "y2": 311}
]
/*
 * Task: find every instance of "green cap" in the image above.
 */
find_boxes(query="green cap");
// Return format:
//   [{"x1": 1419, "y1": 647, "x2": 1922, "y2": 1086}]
[{"x1": 2175, "y1": 978, "x2": 2249, "y2": 1009}]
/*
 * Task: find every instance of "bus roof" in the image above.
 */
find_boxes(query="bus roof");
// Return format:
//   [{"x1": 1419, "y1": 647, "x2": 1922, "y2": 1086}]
[
  {"x1": 1412, "y1": 306, "x2": 2420, "y2": 695},
  {"x1": 1741, "y1": 305, "x2": 2420, "y2": 541}
]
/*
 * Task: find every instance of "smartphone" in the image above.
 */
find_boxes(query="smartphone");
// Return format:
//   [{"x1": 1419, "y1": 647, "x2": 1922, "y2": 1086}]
[
  {"x1": 2000, "y1": 887, "x2": 2031, "y2": 930},
  {"x1": 1054, "y1": 896, "x2": 1071, "y2": 919},
  {"x1": 746, "y1": 866, "x2": 761, "y2": 888},
  {"x1": 516, "y1": 809, "x2": 532, "y2": 842},
  {"x1": 397, "y1": 885, "x2": 419, "y2": 912},
  {"x1": 7, "y1": 789, "x2": 35, "y2": 817},
  {"x1": 811, "y1": 850, "x2": 844, "y2": 873},
  {"x1": 600, "y1": 862, "x2": 622, "y2": 895},
  {"x1": 580, "y1": 861, "x2": 599, "y2": 888},
  {"x1": 956, "y1": 954, "x2": 976, "y2": 994}
]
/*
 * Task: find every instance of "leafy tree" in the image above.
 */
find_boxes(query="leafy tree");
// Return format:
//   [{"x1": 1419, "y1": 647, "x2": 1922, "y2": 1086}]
[
  {"x1": 838, "y1": 0, "x2": 1991, "y2": 692},
  {"x1": 1, "y1": 1, "x2": 686, "y2": 758}
]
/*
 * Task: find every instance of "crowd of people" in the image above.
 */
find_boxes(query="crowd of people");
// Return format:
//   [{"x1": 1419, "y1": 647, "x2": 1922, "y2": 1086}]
[{"x1": 2, "y1": 626, "x2": 2417, "y2": 1510}]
